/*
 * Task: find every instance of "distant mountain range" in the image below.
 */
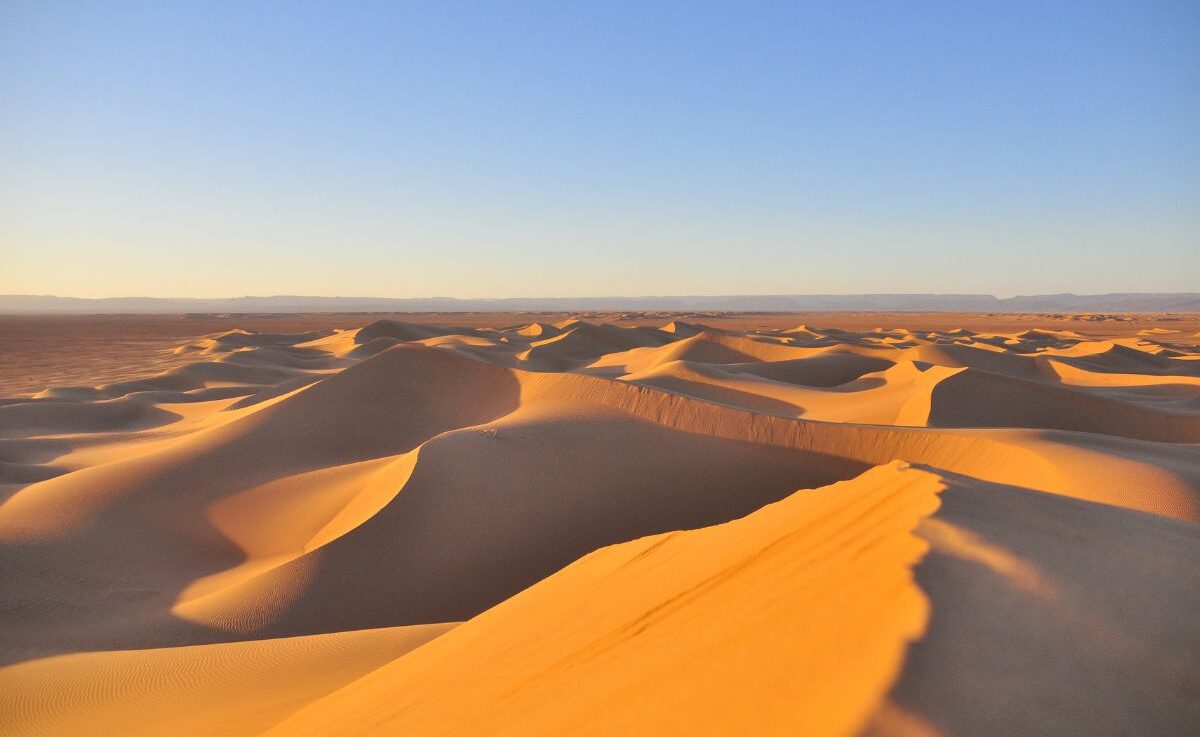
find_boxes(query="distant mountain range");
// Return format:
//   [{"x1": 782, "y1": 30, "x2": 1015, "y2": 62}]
[{"x1": 2, "y1": 293, "x2": 1199, "y2": 314}]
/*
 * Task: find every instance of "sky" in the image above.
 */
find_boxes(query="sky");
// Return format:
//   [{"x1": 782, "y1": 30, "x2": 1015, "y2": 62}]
[{"x1": 1, "y1": 1, "x2": 1197, "y2": 298}]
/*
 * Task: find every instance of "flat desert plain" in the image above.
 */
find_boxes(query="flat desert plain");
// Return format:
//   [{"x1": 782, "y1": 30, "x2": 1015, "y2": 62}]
[{"x1": 1, "y1": 312, "x2": 1199, "y2": 736}]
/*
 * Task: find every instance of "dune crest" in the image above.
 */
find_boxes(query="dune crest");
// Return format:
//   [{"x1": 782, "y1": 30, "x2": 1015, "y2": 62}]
[{"x1": 262, "y1": 462, "x2": 944, "y2": 737}]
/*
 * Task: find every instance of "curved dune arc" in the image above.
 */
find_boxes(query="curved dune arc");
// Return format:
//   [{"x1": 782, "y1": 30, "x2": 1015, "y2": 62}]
[
  {"x1": 171, "y1": 451, "x2": 424, "y2": 609},
  {"x1": 0, "y1": 346, "x2": 525, "y2": 661},
  {"x1": 921, "y1": 367, "x2": 1200, "y2": 442},
  {"x1": 169, "y1": 400, "x2": 871, "y2": 636},
  {"x1": 0, "y1": 345, "x2": 523, "y2": 540},
  {"x1": 512, "y1": 366, "x2": 1200, "y2": 519},
  {"x1": 253, "y1": 461, "x2": 1200, "y2": 737},
  {"x1": 260, "y1": 463, "x2": 947, "y2": 737}
]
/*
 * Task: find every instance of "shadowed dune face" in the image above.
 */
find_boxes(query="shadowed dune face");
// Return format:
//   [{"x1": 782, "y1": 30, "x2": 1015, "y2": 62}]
[
  {"x1": 1, "y1": 315, "x2": 1199, "y2": 736},
  {"x1": 866, "y1": 471, "x2": 1200, "y2": 737}
]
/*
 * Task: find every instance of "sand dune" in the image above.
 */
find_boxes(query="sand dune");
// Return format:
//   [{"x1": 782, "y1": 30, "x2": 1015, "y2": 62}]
[
  {"x1": 1, "y1": 315, "x2": 1198, "y2": 735},
  {"x1": 261, "y1": 462, "x2": 944, "y2": 737},
  {"x1": 259, "y1": 464, "x2": 1200, "y2": 737},
  {"x1": 0, "y1": 623, "x2": 455, "y2": 737}
]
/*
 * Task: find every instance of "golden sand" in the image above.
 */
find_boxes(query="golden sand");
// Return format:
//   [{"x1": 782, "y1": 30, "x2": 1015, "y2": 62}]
[{"x1": 1, "y1": 315, "x2": 1198, "y2": 735}]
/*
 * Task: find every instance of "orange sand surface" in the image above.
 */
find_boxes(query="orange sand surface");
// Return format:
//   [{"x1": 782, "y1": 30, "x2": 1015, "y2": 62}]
[{"x1": 1, "y1": 314, "x2": 1198, "y2": 735}]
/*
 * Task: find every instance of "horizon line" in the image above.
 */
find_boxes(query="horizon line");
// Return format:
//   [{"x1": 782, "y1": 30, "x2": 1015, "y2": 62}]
[{"x1": 5, "y1": 291, "x2": 1200, "y2": 301}]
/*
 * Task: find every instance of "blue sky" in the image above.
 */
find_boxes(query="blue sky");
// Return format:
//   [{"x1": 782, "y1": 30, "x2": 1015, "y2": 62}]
[{"x1": 1, "y1": 1, "x2": 1197, "y2": 297}]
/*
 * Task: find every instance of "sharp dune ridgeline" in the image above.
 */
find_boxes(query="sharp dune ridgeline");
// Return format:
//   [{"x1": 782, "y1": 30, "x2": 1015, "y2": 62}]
[{"x1": 1, "y1": 315, "x2": 1199, "y2": 736}]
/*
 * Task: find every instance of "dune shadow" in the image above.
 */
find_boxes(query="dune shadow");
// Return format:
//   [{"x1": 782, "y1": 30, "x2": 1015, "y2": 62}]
[
  {"x1": 0, "y1": 347, "x2": 525, "y2": 665},
  {"x1": 874, "y1": 471, "x2": 1200, "y2": 736}
]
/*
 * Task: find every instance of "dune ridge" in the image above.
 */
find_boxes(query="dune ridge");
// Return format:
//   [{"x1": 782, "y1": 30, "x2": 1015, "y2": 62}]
[{"x1": 1, "y1": 317, "x2": 1198, "y2": 736}]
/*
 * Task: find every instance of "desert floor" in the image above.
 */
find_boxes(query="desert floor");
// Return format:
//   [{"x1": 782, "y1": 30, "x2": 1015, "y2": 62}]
[{"x1": 1, "y1": 312, "x2": 1198, "y2": 736}]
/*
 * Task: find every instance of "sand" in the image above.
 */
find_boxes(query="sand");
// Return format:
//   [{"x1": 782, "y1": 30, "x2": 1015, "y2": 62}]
[{"x1": 1, "y1": 314, "x2": 1198, "y2": 736}]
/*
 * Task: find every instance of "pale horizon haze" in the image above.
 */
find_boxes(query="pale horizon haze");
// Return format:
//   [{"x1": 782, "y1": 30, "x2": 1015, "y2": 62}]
[{"x1": 2, "y1": 1, "x2": 1197, "y2": 299}]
